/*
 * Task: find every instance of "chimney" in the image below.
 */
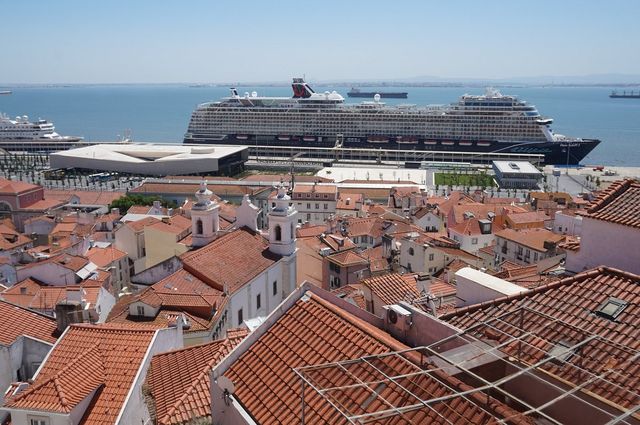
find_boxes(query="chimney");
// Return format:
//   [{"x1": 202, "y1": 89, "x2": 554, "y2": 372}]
[
  {"x1": 416, "y1": 273, "x2": 431, "y2": 293},
  {"x1": 55, "y1": 301, "x2": 84, "y2": 333},
  {"x1": 153, "y1": 200, "x2": 162, "y2": 211},
  {"x1": 110, "y1": 208, "x2": 120, "y2": 216}
]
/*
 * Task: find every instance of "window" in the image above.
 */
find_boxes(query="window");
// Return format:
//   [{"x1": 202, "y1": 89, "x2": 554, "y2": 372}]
[
  {"x1": 237, "y1": 308, "x2": 243, "y2": 325},
  {"x1": 330, "y1": 262, "x2": 341, "y2": 273},
  {"x1": 136, "y1": 305, "x2": 144, "y2": 316},
  {"x1": 409, "y1": 247, "x2": 414, "y2": 256},
  {"x1": 471, "y1": 238, "x2": 478, "y2": 245},
  {"x1": 273, "y1": 280, "x2": 278, "y2": 296},
  {"x1": 29, "y1": 419, "x2": 48, "y2": 425},
  {"x1": 315, "y1": 203, "x2": 320, "y2": 209},
  {"x1": 534, "y1": 252, "x2": 538, "y2": 262},
  {"x1": 196, "y1": 219, "x2": 203, "y2": 235},
  {"x1": 330, "y1": 275, "x2": 341, "y2": 289},
  {"x1": 428, "y1": 253, "x2": 434, "y2": 261},
  {"x1": 256, "y1": 293, "x2": 261, "y2": 310},
  {"x1": 306, "y1": 213, "x2": 311, "y2": 220},
  {"x1": 324, "y1": 203, "x2": 328, "y2": 210},
  {"x1": 407, "y1": 263, "x2": 412, "y2": 272},
  {"x1": 307, "y1": 203, "x2": 311, "y2": 209},
  {"x1": 274, "y1": 224, "x2": 282, "y2": 241},
  {"x1": 595, "y1": 297, "x2": 628, "y2": 320}
]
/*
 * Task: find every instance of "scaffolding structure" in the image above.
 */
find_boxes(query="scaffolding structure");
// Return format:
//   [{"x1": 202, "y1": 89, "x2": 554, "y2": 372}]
[{"x1": 293, "y1": 306, "x2": 640, "y2": 424}]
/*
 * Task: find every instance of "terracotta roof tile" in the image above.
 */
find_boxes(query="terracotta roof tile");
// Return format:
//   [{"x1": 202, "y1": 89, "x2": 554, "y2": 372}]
[
  {"x1": 495, "y1": 228, "x2": 565, "y2": 252},
  {"x1": 181, "y1": 227, "x2": 280, "y2": 294},
  {"x1": 0, "y1": 179, "x2": 41, "y2": 194},
  {"x1": 86, "y1": 246, "x2": 128, "y2": 268},
  {"x1": 223, "y1": 292, "x2": 526, "y2": 424},
  {"x1": 146, "y1": 329, "x2": 248, "y2": 425},
  {"x1": 441, "y1": 266, "x2": 640, "y2": 410},
  {"x1": 1, "y1": 278, "x2": 101, "y2": 311},
  {"x1": 583, "y1": 179, "x2": 640, "y2": 228},
  {"x1": 361, "y1": 273, "x2": 422, "y2": 306},
  {"x1": 44, "y1": 189, "x2": 124, "y2": 205},
  {"x1": 331, "y1": 284, "x2": 366, "y2": 309},
  {"x1": 296, "y1": 224, "x2": 326, "y2": 238},
  {"x1": 326, "y1": 250, "x2": 368, "y2": 267},
  {"x1": 0, "y1": 299, "x2": 58, "y2": 344},
  {"x1": 506, "y1": 210, "x2": 551, "y2": 225},
  {"x1": 5, "y1": 324, "x2": 157, "y2": 422},
  {"x1": 125, "y1": 216, "x2": 161, "y2": 232},
  {"x1": 336, "y1": 193, "x2": 363, "y2": 210}
]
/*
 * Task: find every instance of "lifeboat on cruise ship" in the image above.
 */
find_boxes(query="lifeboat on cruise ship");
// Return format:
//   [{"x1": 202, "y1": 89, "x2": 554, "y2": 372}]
[
  {"x1": 236, "y1": 134, "x2": 249, "y2": 140},
  {"x1": 441, "y1": 141, "x2": 455, "y2": 146},
  {"x1": 368, "y1": 136, "x2": 389, "y2": 143},
  {"x1": 477, "y1": 141, "x2": 492, "y2": 147},
  {"x1": 397, "y1": 136, "x2": 419, "y2": 144},
  {"x1": 277, "y1": 135, "x2": 291, "y2": 141},
  {"x1": 459, "y1": 141, "x2": 473, "y2": 146},
  {"x1": 424, "y1": 140, "x2": 438, "y2": 145},
  {"x1": 303, "y1": 136, "x2": 316, "y2": 142}
]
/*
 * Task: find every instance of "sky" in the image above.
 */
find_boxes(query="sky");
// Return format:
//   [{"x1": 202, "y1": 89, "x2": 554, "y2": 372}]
[{"x1": 1, "y1": 0, "x2": 640, "y2": 84}]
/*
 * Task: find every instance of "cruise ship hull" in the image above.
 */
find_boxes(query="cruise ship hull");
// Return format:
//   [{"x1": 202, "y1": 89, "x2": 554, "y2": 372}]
[{"x1": 183, "y1": 135, "x2": 600, "y2": 165}]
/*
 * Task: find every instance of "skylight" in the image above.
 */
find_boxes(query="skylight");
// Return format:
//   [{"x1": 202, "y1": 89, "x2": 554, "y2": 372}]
[{"x1": 595, "y1": 297, "x2": 627, "y2": 321}]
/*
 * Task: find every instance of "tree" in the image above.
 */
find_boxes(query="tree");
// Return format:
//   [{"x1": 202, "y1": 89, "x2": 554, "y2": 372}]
[{"x1": 110, "y1": 194, "x2": 178, "y2": 212}]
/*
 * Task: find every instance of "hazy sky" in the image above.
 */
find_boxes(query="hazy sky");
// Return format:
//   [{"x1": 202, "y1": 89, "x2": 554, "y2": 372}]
[{"x1": 2, "y1": 0, "x2": 639, "y2": 83}]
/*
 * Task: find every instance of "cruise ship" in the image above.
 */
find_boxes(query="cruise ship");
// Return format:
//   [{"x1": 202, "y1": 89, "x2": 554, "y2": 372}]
[
  {"x1": 0, "y1": 113, "x2": 84, "y2": 152},
  {"x1": 184, "y1": 78, "x2": 600, "y2": 164}
]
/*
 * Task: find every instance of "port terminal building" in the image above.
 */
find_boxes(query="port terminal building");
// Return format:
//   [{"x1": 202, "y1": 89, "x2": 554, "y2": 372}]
[
  {"x1": 49, "y1": 144, "x2": 248, "y2": 176},
  {"x1": 492, "y1": 160, "x2": 543, "y2": 189}
]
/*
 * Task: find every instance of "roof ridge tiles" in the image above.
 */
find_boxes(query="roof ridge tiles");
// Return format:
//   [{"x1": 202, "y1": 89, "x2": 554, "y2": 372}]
[
  {"x1": 10, "y1": 342, "x2": 105, "y2": 412},
  {"x1": 440, "y1": 266, "x2": 618, "y2": 320}
]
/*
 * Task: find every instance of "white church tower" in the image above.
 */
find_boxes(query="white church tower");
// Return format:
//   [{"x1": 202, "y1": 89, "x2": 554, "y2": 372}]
[
  {"x1": 268, "y1": 185, "x2": 298, "y2": 294},
  {"x1": 268, "y1": 185, "x2": 297, "y2": 256},
  {"x1": 191, "y1": 181, "x2": 220, "y2": 247}
]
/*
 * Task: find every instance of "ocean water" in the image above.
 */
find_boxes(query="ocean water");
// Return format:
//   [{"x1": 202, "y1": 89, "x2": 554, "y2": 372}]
[{"x1": 1, "y1": 84, "x2": 639, "y2": 165}]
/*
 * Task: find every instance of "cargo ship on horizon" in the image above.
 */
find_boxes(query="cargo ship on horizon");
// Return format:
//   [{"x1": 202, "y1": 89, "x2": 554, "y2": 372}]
[
  {"x1": 347, "y1": 88, "x2": 408, "y2": 99},
  {"x1": 610, "y1": 90, "x2": 640, "y2": 99},
  {"x1": 184, "y1": 78, "x2": 600, "y2": 164}
]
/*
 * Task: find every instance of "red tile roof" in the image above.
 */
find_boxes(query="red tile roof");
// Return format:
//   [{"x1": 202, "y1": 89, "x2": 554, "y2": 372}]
[
  {"x1": 125, "y1": 216, "x2": 161, "y2": 232},
  {"x1": 326, "y1": 249, "x2": 368, "y2": 267},
  {"x1": 505, "y1": 210, "x2": 551, "y2": 225},
  {"x1": 296, "y1": 224, "x2": 326, "y2": 238},
  {"x1": 331, "y1": 284, "x2": 366, "y2": 309},
  {"x1": 181, "y1": 227, "x2": 280, "y2": 294},
  {"x1": 106, "y1": 269, "x2": 223, "y2": 332},
  {"x1": 223, "y1": 292, "x2": 526, "y2": 424},
  {"x1": 495, "y1": 228, "x2": 565, "y2": 252},
  {"x1": 336, "y1": 193, "x2": 363, "y2": 210},
  {"x1": 44, "y1": 189, "x2": 124, "y2": 205},
  {"x1": 361, "y1": 273, "x2": 422, "y2": 306},
  {"x1": 441, "y1": 266, "x2": 640, "y2": 410},
  {"x1": 5, "y1": 324, "x2": 158, "y2": 422},
  {"x1": 147, "y1": 215, "x2": 192, "y2": 235},
  {"x1": 0, "y1": 179, "x2": 40, "y2": 195},
  {"x1": 1, "y1": 278, "x2": 101, "y2": 311},
  {"x1": 293, "y1": 183, "x2": 337, "y2": 194},
  {"x1": 0, "y1": 299, "x2": 58, "y2": 345},
  {"x1": 583, "y1": 179, "x2": 640, "y2": 229},
  {"x1": 146, "y1": 329, "x2": 248, "y2": 425},
  {"x1": 86, "y1": 246, "x2": 128, "y2": 268}
]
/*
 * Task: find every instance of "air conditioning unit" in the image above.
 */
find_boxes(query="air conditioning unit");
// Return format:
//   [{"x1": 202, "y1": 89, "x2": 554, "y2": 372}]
[{"x1": 383, "y1": 304, "x2": 412, "y2": 333}]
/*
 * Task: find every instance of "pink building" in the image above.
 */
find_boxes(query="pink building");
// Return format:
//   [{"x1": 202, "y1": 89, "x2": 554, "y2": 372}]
[{"x1": 566, "y1": 179, "x2": 640, "y2": 274}]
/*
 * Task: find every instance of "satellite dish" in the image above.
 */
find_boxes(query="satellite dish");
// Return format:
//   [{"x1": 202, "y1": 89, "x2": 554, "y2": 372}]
[
  {"x1": 374, "y1": 93, "x2": 381, "y2": 102},
  {"x1": 218, "y1": 376, "x2": 235, "y2": 395}
]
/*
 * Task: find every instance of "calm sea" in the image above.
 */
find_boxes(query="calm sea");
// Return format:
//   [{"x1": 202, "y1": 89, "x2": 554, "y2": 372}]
[{"x1": 1, "y1": 84, "x2": 639, "y2": 166}]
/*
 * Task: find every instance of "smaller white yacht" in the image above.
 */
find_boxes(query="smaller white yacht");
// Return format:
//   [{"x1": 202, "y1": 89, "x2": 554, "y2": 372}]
[{"x1": 0, "y1": 112, "x2": 83, "y2": 152}]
